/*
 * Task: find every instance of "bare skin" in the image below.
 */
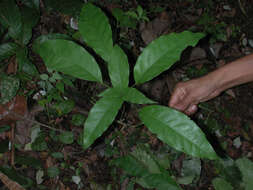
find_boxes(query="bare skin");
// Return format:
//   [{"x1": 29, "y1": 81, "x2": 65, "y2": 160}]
[{"x1": 169, "y1": 53, "x2": 253, "y2": 115}]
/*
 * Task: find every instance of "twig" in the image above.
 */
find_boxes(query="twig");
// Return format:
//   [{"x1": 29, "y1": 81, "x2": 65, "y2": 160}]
[
  {"x1": 10, "y1": 123, "x2": 15, "y2": 167},
  {"x1": 238, "y1": 0, "x2": 247, "y2": 17},
  {"x1": 9, "y1": 111, "x2": 66, "y2": 132},
  {"x1": 0, "y1": 172, "x2": 25, "y2": 190}
]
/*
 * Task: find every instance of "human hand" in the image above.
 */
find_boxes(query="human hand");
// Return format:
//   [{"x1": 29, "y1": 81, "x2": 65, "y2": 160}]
[{"x1": 168, "y1": 75, "x2": 221, "y2": 115}]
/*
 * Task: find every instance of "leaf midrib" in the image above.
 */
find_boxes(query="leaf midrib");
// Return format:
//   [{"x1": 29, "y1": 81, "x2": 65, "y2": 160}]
[{"x1": 144, "y1": 111, "x2": 209, "y2": 156}]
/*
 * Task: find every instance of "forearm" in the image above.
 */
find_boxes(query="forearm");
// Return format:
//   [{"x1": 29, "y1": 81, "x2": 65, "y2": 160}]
[{"x1": 206, "y1": 53, "x2": 253, "y2": 92}]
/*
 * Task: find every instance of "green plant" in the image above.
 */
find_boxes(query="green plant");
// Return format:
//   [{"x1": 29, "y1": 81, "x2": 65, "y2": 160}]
[
  {"x1": 33, "y1": 3, "x2": 219, "y2": 189},
  {"x1": 197, "y1": 12, "x2": 228, "y2": 43},
  {"x1": 126, "y1": 5, "x2": 149, "y2": 22},
  {"x1": 37, "y1": 68, "x2": 76, "y2": 116},
  {"x1": 0, "y1": 0, "x2": 40, "y2": 101},
  {"x1": 112, "y1": 5, "x2": 149, "y2": 30},
  {"x1": 211, "y1": 157, "x2": 253, "y2": 190}
]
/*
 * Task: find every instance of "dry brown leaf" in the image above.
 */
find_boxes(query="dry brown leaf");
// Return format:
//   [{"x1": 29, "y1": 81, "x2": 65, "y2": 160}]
[
  {"x1": 140, "y1": 11, "x2": 171, "y2": 45},
  {"x1": 189, "y1": 47, "x2": 206, "y2": 61},
  {"x1": 46, "y1": 156, "x2": 55, "y2": 168},
  {"x1": 225, "y1": 89, "x2": 236, "y2": 98},
  {"x1": 0, "y1": 96, "x2": 27, "y2": 125},
  {"x1": 6, "y1": 58, "x2": 18, "y2": 75},
  {"x1": 0, "y1": 172, "x2": 25, "y2": 190}
]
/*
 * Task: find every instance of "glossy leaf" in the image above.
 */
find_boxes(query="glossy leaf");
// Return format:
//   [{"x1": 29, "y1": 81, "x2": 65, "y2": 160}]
[
  {"x1": 83, "y1": 96, "x2": 123, "y2": 149},
  {"x1": 0, "y1": 43, "x2": 19, "y2": 61},
  {"x1": 34, "y1": 39, "x2": 103, "y2": 83},
  {"x1": 123, "y1": 88, "x2": 155, "y2": 104},
  {"x1": 98, "y1": 87, "x2": 127, "y2": 98},
  {"x1": 236, "y1": 158, "x2": 253, "y2": 190},
  {"x1": 139, "y1": 105, "x2": 218, "y2": 159},
  {"x1": 79, "y1": 3, "x2": 113, "y2": 62},
  {"x1": 212, "y1": 178, "x2": 233, "y2": 190},
  {"x1": 134, "y1": 31, "x2": 205, "y2": 84},
  {"x1": 0, "y1": 0, "x2": 22, "y2": 39},
  {"x1": 33, "y1": 33, "x2": 72, "y2": 52},
  {"x1": 99, "y1": 87, "x2": 155, "y2": 104},
  {"x1": 108, "y1": 45, "x2": 129, "y2": 88}
]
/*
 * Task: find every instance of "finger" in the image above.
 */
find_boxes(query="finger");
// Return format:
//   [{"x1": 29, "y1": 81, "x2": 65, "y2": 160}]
[
  {"x1": 185, "y1": 104, "x2": 198, "y2": 115},
  {"x1": 169, "y1": 87, "x2": 188, "y2": 110}
]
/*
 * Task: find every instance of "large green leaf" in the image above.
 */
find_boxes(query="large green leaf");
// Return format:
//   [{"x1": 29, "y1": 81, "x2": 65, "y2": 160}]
[
  {"x1": 19, "y1": 5, "x2": 40, "y2": 45},
  {"x1": 0, "y1": 43, "x2": 19, "y2": 61},
  {"x1": 98, "y1": 87, "x2": 127, "y2": 98},
  {"x1": 122, "y1": 88, "x2": 155, "y2": 104},
  {"x1": 236, "y1": 158, "x2": 253, "y2": 190},
  {"x1": 34, "y1": 39, "x2": 102, "y2": 83},
  {"x1": 108, "y1": 45, "x2": 129, "y2": 88},
  {"x1": 79, "y1": 3, "x2": 113, "y2": 62},
  {"x1": 33, "y1": 33, "x2": 72, "y2": 52},
  {"x1": 0, "y1": 0, "x2": 22, "y2": 39},
  {"x1": 134, "y1": 31, "x2": 205, "y2": 84},
  {"x1": 99, "y1": 87, "x2": 154, "y2": 104},
  {"x1": 139, "y1": 105, "x2": 218, "y2": 159},
  {"x1": 16, "y1": 48, "x2": 38, "y2": 76},
  {"x1": 83, "y1": 96, "x2": 123, "y2": 149}
]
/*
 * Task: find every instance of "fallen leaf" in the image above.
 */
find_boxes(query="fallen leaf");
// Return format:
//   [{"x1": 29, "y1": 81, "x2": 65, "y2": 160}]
[
  {"x1": 189, "y1": 47, "x2": 206, "y2": 61},
  {"x1": 140, "y1": 11, "x2": 171, "y2": 45},
  {"x1": 46, "y1": 156, "x2": 55, "y2": 168},
  {"x1": 225, "y1": 89, "x2": 236, "y2": 98},
  {"x1": 6, "y1": 57, "x2": 18, "y2": 74},
  {"x1": 0, "y1": 95, "x2": 27, "y2": 126}
]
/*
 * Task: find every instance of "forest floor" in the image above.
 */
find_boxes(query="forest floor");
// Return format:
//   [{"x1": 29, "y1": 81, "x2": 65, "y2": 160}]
[{"x1": 0, "y1": 0, "x2": 253, "y2": 189}]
